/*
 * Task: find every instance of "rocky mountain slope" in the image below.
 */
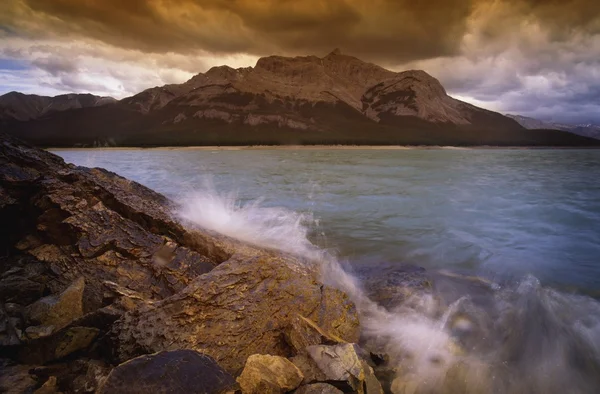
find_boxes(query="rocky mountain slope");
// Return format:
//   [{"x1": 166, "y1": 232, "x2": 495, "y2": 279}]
[
  {"x1": 2, "y1": 50, "x2": 598, "y2": 146},
  {"x1": 506, "y1": 114, "x2": 600, "y2": 140}
]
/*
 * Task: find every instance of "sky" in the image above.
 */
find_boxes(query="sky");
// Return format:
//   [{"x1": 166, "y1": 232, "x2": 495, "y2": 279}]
[{"x1": 0, "y1": 0, "x2": 599, "y2": 124}]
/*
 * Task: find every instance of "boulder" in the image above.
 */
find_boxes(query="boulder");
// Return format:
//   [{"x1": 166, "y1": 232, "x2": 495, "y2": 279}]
[
  {"x1": 24, "y1": 277, "x2": 85, "y2": 335},
  {"x1": 294, "y1": 383, "x2": 344, "y2": 394},
  {"x1": 111, "y1": 255, "x2": 360, "y2": 372},
  {"x1": 97, "y1": 350, "x2": 235, "y2": 394},
  {"x1": 237, "y1": 354, "x2": 303, "y2": 394}
]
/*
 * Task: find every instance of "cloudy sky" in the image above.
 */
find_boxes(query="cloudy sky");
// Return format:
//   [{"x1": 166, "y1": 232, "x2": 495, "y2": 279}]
[{"x1": 1, "y1": 0, "x2": 599, "y2": 123}]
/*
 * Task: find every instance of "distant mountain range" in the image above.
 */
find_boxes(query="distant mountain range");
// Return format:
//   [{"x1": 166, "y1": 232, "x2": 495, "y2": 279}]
[
  {"x1": 505, "y1": 114, "x2": 600, "y2": 141},
  {"x1": 1, "y1": 49, "x2": 598, "y2": 147}
]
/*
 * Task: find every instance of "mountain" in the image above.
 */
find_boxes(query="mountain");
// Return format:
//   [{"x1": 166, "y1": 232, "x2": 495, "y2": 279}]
[
  {"x1": 506, "y1": 114, "x2": 600, "y2": 141},
  {"x1": 1, "y1": 50, "x2": 598, "y2": 147},
  {"x1": 0, "y1": 92, "x2": 117, "y2": 121}
]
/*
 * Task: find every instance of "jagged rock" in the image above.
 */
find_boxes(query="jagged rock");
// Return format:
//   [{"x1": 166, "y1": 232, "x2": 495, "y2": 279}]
[
  {"x1": 294, "y1": 383, "x2": 344, "y2": 394},
  {"x1": 237, "y1": 354, "x2": 303, "y2": 394},
  {"x1": 18, "y1": 326, "x2": 99, "y2": 364},
  {"x1": 290, "y1": 354, "x2": 328, "y2": 385},
  {"x1": 34, "y1": 376, "x2": 61, "y2": 394},
  {"x1": 0, "y1": 132, "x2": 239, "y2": 315},
  {"x1": 97, "y1": 350, "x2": 236, "y2": 394},
  {"x1": 111, "y1": 254, "x2": 360, "y2": 372},
  {"x1": 24, "y1": 277, "x2": 85, "y2": 335},
  {"x1": 285, "y1": 315, "x2": 344, "y2": 354},
  {"x1": 0, "y1": 272, "x2": 45, "y2": 305},
  {"x1": 361, "y1": 360, "x2": 384, "y2": 394},
  {"x1": 0, "y1": 360, "x2": 38, "y2": 393},
  {"x1": 30, "y1": 358, "x2": 112, "y2": 393},
  {"x1": 306, "y1": 344, "x2": 365, "y2": 393}
]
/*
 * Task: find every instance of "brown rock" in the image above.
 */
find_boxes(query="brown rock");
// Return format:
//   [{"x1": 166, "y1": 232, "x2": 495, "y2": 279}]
[
  {"x1": 111, "y1": 254, "x2": 360, "y2": 372},
  {"x1": 24, "y1": 277, "x2": 85, "y2": 336},
  {"x1": 286, "y1": 315, "x2": 344, "y2": 354},
  {"x1": 18, "y1": 326, "x2": 99, "y2": 364},
  {"x1": 97, "y1": 350, "x2": 235, "y2": 394},
  {"x1": 237, "y1": 354, "x2": 303, "y2": 394},
  {"x1": 294, "y1": 383, "x2": 344, "y2": 394}
]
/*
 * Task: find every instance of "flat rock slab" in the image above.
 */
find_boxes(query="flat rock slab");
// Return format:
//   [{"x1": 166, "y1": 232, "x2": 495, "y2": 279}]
[{"x1": 98, "y1": 350, "x2": 235, "y2": 394}]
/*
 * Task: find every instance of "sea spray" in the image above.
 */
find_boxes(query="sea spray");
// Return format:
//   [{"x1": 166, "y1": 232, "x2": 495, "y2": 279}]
[{"x1": 176, "y1": 186, "x2": 600, "y2": 393}]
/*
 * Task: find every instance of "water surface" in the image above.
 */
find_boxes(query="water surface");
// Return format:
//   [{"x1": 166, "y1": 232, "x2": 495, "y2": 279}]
[{"x1": 54, "y1": 148, "x2": 600, "y2": 293}]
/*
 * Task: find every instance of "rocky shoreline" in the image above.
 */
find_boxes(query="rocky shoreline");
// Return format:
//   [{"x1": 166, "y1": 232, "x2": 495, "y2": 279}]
[{"x1": 0, "y1": 131, "x2": 387, "y2": 393}]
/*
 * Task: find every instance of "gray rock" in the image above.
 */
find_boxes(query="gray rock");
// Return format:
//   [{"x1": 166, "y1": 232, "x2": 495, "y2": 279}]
[{"x1": 306, "y1": 344, "x2": 365, "y2": 392}]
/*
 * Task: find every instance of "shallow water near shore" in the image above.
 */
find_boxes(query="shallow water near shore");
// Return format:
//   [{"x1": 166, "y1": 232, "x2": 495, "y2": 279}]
[{"x1": 54, "y1": 147, "x2": 600, "y2": 393}]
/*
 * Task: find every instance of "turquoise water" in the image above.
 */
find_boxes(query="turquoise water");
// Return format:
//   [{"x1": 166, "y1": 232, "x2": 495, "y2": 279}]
[{"x1": 54, "y1": 148, "x2": 600, "y2": 294}]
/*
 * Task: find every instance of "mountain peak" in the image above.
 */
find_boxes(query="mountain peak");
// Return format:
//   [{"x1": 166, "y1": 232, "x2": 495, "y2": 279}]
[{"x1": 328, "y1": 48, "x2": 342, "y2": 56}]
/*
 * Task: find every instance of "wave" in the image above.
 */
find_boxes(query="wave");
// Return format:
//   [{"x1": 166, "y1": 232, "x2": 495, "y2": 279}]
[{"x1": 176, "y1": 184, "x2": 600, "y2": 393}]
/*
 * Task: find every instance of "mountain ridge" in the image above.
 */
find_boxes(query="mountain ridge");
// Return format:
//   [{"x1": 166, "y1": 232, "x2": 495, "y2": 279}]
[
  {"x1": 506, "y1": 114, "x2": 600, "y2": 141},
  {"x1": 1, "y1": 50, "x2": 598, "y2": 147}
]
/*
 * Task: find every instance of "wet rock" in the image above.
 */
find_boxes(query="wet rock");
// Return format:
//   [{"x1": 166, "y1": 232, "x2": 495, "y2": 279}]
[
  {"x1": 359, "y1": 264, "x2": 431, "y2": 310},
  {"x1": 112, "y1": 255, "x2": 360, "y2": 372},
  {"x1": 24, "y1": 277, "x2": 85, "y2": 334},
  {"x1": 294, "y1": 383, "x2": 344, "y2": 394},
  {"x1": 97, "y1": 350, "x2": 236, "y2": 394},
  {"x1": 286, "y1": 315, "x2": 344, "y2": 354},
  {"x1": 237, "y1": 354, "x2": 303, "y2": 394},
  {"x1": 306, "y1": 344, "x2": 365, "y2": 392}
]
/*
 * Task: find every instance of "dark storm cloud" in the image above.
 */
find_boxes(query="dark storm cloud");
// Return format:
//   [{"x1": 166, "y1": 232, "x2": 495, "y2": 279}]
[{"x1": 3, "y1": 0, "x2": 477, "y2": 62}]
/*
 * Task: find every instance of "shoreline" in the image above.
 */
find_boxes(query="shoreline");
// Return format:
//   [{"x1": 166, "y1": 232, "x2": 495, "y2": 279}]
[{"x1": 47, "y1": 144, "x2": 600, "y2": 151}]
